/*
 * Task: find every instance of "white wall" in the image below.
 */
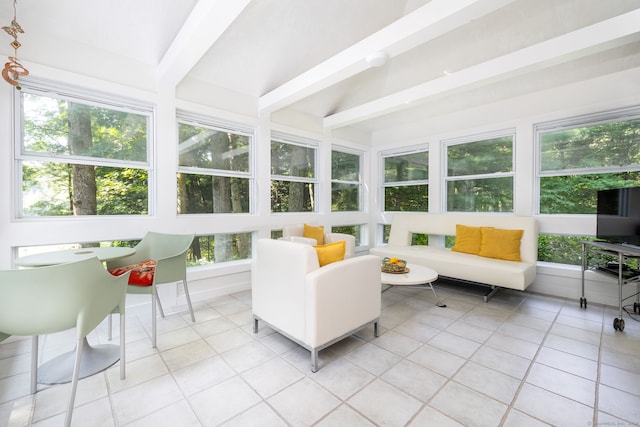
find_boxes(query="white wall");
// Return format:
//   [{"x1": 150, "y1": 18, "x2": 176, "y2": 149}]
[{"x1": 369, "y1": 66, "x2": 640, "y2": 306}]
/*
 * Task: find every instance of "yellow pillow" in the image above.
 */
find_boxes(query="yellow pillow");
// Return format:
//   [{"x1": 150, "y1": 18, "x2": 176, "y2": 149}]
[
  {"x1": 478, "y1": 227, "x2": 524, "y2": 261},
  {"x1": 304, "y1": 224, "x2": 324, "y2": 245},
  {"x1": 314, "y1": 240, "x2": 345, "y2": 267},
  {"x1": 452, "y1": 224, "x2": 484, "y2": 255}
]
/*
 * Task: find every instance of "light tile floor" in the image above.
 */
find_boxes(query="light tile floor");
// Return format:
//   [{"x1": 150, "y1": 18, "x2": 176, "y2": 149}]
[{"x1": 1, "y1": 281, "x2": 640, "y2": 426}]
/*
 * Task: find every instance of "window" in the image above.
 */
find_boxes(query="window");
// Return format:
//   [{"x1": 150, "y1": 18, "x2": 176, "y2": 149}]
[
  {"x1": 17, "y1": 83, "x2": 151, "y2": 217},
  {"x1": 445, "y1": 132, "x2": 514, "y2": 212},
  {"x1": 177, "y1": 114, "x2": 253, "y2": 214},
  {"x1": 189, "y1": 233, "x2": 252, "y2": 266},
  {"x1": 331, "y1": 149, "x2": 362, "y2": 212},
  {"x1": 382, "y1": 147, "x2": 428, "y2": 211},
  {"x1": 536, "y1": 107, "x2": 640, "y2": 265},
  {"x1": 271, "y1": 134, "x2": 317, "y2": 213},
  {"x1": 537, "y1": 108, "x2": 640, "y2": 215},
  {"x1": 331, "y1": 224, "x2": 363, "y2": 246}
]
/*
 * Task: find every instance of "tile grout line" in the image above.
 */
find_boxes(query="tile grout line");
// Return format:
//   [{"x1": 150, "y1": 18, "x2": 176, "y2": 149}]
[{"x1": 496, "y1": 296, "x2": 566, "y2": 426}]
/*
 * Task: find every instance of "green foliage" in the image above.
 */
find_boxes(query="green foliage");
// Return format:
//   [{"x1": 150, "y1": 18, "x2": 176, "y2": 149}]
[
  {"x1": 331, "y1": 225, "x2": 361, "y2": 245},
  {"x1": 331, "y1": 183, "x2": 359, "y2": 211},
  {"x1": 447, "y1": 136, "x2": 512, "y2": 176},
  {"x1": 384, "y1": 151, "x2": 428, "y2": 182},
  {"x1": 447, "y1": 177, "x2": 513, "y2": 212},
  {"x1": 540, "y1": 172, "x2": 640, "y2": 214},
  {"x1": 538, "y1": 234, "x2": 589, "y2": 265},
  {"x1": 385, "y1": 185, "x2": 428, "y2": 211},
  {"x1": 411, "y1": 233, "x2": 429, "y2": 245},
  {"x1": 270, "y1": 180, "x2": 314, "y2": 212}
]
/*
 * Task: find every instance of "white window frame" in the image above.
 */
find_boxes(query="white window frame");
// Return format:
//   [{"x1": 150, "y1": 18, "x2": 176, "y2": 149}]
[
  {"x1": 14, "y1": 79, "x2": 154, "y2": 219},
  {"x1": 176, "y1": 111, "x2": 255, "y2": 215},
  {"x1": 534, "y1": 106, "x2": 640, "y2": 215},
  {"x1": 331, "y1": 145, "x2": 364, "y2": 212},
  {"x1": 270, "y1": 132, "x2": 319, "y2": 213},
  {"x1": 443, "y1": 129, "x2": 515, "y2": 213},
  {"x1": 380, "y1": 145, "x2": 429, "y2": 212}
]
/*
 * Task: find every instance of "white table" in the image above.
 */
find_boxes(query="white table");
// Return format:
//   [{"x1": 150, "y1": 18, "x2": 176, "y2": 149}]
[
  {"x1": 16, "y1": 246, "x2": 135, "y2": 267},
  {"x1": 381, "y1": 264, "x2": 446, "y2": 307},
  {"x1": 16, "y1": 246, "x2": 135, "y2": 384}
]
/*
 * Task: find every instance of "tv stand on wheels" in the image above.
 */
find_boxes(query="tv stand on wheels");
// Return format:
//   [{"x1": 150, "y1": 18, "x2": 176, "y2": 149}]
[{"x1": 580, "y1": 241, "x2": 640, "y2": 331}]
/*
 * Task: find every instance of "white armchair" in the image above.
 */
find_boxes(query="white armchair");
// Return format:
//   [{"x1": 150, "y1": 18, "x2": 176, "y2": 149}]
[
  {"x1": 252, "y1": 238, "x2": 381, "y2": 372},
  {"x1": 279, "y1": 223, "x2": 356, "y2": 258}
]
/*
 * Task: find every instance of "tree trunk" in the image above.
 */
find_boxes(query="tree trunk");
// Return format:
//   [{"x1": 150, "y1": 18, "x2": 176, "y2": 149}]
[{"x1": 67, "y1": 102, "x2": 97, "y2": 216}]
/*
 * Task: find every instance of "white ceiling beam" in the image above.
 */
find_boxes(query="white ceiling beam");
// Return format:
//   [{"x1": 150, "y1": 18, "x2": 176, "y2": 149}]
[
  {"x1": 156, "y1": 0, "x2": 252, "y2": 88},
  {"x1": 258, "y1": 0, "x2": 517, "y2": 113},
  {"x1": 323, "y1": 9, "x2": 640, "y2": 130}
]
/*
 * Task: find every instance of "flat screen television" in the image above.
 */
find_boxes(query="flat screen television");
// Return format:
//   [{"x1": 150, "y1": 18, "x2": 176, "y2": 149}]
[{"x1": 597, "y1": 186, "x2": 640, "y2": 246}]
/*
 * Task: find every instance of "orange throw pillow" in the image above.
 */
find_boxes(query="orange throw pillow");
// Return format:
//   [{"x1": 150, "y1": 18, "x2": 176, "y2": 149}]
[{"x1": 109, "y1": 260, "x2": 157, "y2": 286}]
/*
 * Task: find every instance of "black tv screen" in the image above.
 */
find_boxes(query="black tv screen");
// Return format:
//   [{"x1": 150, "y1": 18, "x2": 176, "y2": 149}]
[{"x1": 597, "y1": 186, "x2": 640, "y2": 245}]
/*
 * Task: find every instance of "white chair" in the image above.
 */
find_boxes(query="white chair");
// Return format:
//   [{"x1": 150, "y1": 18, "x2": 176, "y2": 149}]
[
  {"x1": 107, "y1": 232, "x2": 195, "y2": 348},
  {"x1": 252, "y1": 238, "x2": 381, "y2": 372},
  {"x1": 279, "y1": 223, "x2": 356, "y2": 258},
  {"x1": 0, "y1": 257, "x2": 128, "y2": 427}
]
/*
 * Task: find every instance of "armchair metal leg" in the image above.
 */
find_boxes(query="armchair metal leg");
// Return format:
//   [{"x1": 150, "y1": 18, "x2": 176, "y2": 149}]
[
  {"x1": 253, "y1": 317, "x2": 259, "y2": 333},
  {"x1": 374, "y1": 321, "x2": 379, "y2": 337},
  {"x1": 311, "y1": 349, "x2": 319, "y2": 373},
  {"x1": 108, "y1": 315, "x2": 113, "y2": 341},
  {"x1": 30, "y1": 336, "x2": 38, "y2": 394}
]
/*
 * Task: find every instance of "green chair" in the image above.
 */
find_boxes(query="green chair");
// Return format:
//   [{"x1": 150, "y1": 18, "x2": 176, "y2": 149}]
[
  {"x1": 107, "y1": 232, "x2": 196, "y2": 348},
  {"x1": 0, "y1": 257, "x2": 128, "y2": 427}
]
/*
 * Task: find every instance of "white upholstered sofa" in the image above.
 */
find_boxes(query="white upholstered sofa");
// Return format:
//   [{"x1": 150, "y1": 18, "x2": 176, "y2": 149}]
[
  {"x1": 252, "y1": 238, "x2": 381, "y2": 372},
  {"x1": 370, "y1": 213, "x2": 538, "y2": 301}
]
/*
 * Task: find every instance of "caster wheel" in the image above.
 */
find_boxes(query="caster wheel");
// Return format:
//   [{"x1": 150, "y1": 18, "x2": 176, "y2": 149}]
[
  {"x1": 613, "y1": 318, "x2": 625, "y2": 331},
  {"x1": 579, "y1": 297, "x2": 587, "y2": 309}
]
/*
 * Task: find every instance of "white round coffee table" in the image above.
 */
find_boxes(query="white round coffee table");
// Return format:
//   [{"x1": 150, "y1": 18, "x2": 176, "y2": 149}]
[{"x1": 381, "y1": 264, "x2": 446, "y2": 307}]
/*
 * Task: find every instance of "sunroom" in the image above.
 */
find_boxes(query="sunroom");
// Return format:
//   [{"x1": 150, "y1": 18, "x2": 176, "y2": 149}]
[{"x1": 1, "y1": 1, "x2": 640, "y2": 425}]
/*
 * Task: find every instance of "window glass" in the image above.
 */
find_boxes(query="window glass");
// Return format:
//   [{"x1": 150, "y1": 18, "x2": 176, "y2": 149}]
[
  {"x1": 535, "y1": 234, "x2": 632, "y2": 267},
  {"x1": 179, "y1": 124, "x2": 249, "y2": 172},
  {"x1": 331, "y1": 224, "x2": 363, "y2": 246},
  {"x1": 16, "y1": 234, "x2": 251, "y2": 268},
  {"x1": 447, "y1": 136, "x2": 512, "y2": 176},
  {"x1": 271, "y1": 180, "x2": 315, "y2": 212},
  {"x1": 445, "y1": 133, "x2": 514, "y2": 213},
  {"x1": 447, "y1": 177, "x2": 513, "y2": 212},
  {"x1": 271, "y1": 141, "x2": 315, "y2": 178},
  {"x1": 189, "y1": 233, "x2": 252, "y2": 266},
  {"x1": 384, "y1": 185, "x2": 428, "y2": 211},
  {"x1": 271, "y1": 136, "x2": 317, "y2": 213},
  {"x1": 177, "y1": 118, "x2": 252, "y2": 214},
  {"x1": 382, "y1": 149, "x2": 428, "y2": 212},
  {"x1": 384, "y1": 151, "x2": 428, "y2": 182},
  {"x1": 539, "y1": 172, "x2": 640, "y2": 214},
  {"x1": 540, "y1": 118, "x2": 640, "y2": 171},
  {"x1": 332, "y1": 150, "x2": 361, "y2": 212},
  {"x1": 18, "y1": 86, "x2": 151, "y2": 217}
]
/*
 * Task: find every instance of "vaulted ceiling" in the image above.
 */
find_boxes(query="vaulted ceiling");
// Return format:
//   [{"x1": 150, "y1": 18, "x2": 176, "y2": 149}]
[{"x1": 2, "y1": 0, "x2": 639, "y2": 135}]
